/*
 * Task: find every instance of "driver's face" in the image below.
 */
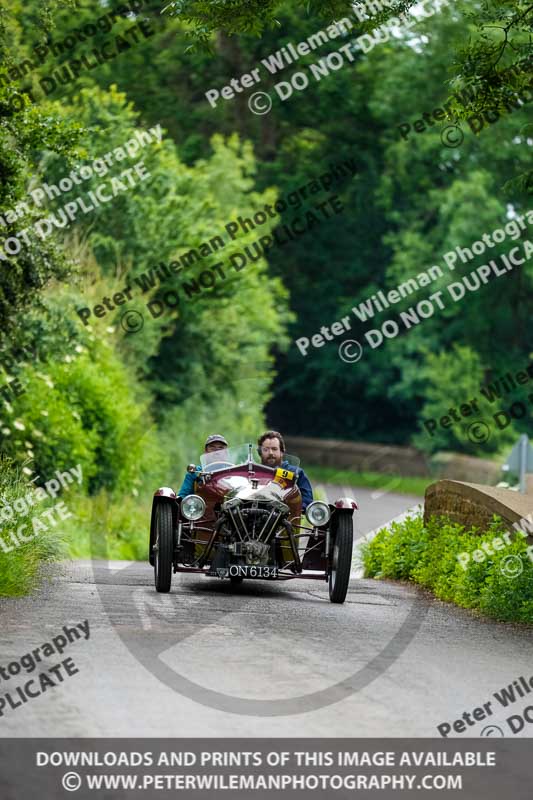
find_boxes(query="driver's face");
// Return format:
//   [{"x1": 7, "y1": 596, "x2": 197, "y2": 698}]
[
  {"x1": 260, "y1": 438, "x2": 283, "y2": 467},
  {"x1": 205, "y1": 442, "x2": 226, "y2": 453}
]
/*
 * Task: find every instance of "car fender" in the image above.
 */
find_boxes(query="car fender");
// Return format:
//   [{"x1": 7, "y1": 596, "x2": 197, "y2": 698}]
[
  {"x1": 331, "y1": 497, "x2": 358, "y2": 512},
  {"x1": 329, "y1": 499, "x2": 357, "y2": 548},
  {"x1": 153, "y1": 487, "x2": 177, "y2": 500}
]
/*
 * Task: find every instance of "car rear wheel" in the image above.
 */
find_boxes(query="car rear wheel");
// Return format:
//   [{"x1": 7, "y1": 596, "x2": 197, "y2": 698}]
[
  {"x1": 328, "y1": 515, "x2": 353, "y2": 604},
  {"x1": 154, "y1": 503, "x2": 174, "y2": 593}
]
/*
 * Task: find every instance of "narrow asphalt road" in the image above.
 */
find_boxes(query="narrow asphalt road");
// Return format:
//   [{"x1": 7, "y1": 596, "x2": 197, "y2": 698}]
[{"x1": 0, "y1": 486, "x2": 532, "y2": 738}]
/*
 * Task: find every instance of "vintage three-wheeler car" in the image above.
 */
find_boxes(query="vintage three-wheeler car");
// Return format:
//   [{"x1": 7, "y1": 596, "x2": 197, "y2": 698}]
[{"x1": 149, "y1": 443, "x2": 357, "y2": 603}]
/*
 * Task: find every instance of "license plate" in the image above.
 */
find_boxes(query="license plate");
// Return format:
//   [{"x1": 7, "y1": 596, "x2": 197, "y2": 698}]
[{"x1": 229, "y1": 565, "x2": 278, "y2": 579}]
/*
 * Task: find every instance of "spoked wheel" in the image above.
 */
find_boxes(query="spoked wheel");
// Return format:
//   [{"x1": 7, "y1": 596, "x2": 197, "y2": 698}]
[
  {"x1": 328, "y1": 515, "x2": 353, "y2": 604},
  {"x1": 154, "y1": 503, "x2": 174, "y2": 593}
]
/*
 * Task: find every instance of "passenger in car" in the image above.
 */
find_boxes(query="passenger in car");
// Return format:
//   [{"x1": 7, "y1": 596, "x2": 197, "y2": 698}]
[{"x1": 178, "y1": 434, "x2": 229, "y2": 497}]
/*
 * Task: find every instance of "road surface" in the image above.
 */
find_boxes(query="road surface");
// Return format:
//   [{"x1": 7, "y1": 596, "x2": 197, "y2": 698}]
[{"x1": 0, "y1": 485, "x2": 532, "y2": 738}]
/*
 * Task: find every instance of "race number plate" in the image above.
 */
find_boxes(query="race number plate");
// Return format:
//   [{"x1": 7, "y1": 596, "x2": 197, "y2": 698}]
[
  {"x1": 274, "y1": 467, "x2": 295, "y2": 489},
  {"x1": 228, "y1": 565, "x2": 278, "y2": 579},
  {"x1": 275, "y1": 468, "x2": 294, "y2": 481}
]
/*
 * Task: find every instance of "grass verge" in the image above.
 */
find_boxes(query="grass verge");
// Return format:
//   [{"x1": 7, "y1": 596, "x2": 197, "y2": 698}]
[
  {"x1": 0, "y1": 460, "x2": 67, "y2": 597},
  {"x1": 307, "y1": 466, "x2": 428, "y2": 496},
  {"x1": 54, "y1": 490, "x2": 149, "y2": 562},
  {"x1": 361, "y1": 513, "x2": 533, "y2": 623},
  {"x1": 0, "y1": 461, "x2": 150, "y2": 595}
]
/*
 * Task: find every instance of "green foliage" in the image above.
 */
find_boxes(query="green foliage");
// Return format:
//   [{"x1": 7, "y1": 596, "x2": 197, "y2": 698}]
[
  {"x1": 162, "y1": 0, "x2": 364, "y2": 42},
  {"x1": 0, "y1": 86, "x2": 81, "y2": 324},
  {"x1": 18, "y1": 0, "x2": 530, "y2": 452},
  {"x1": 413, "y1": 345, "x2": 519, "y2": 454},
  {"x1": 362, "y1": 513, "x2": 533, "y2": 623},
  {"x1": 0, "y1": 0, "x2": 85, "y2": 325},
  {"x1": 361, "y1": 514, "x2": 427, "y2": 579},
  {"x1": 0, "y1": 457, "x2": 67, "y2": 596},
  {"x1": 0, "y1": 340, "x2": 159, "y2": 495},
  {"x1": 451, "y1": 2, "x2": 533, "y2": 118}
]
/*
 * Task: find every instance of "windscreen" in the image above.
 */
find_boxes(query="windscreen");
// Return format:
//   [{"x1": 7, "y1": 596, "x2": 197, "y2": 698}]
[
  {"x1": 200, "y1": 443, "x2": 300, "y2": 470},
  {"x1": 200, "y1": 443, "x2": 251, "y2": 470}
]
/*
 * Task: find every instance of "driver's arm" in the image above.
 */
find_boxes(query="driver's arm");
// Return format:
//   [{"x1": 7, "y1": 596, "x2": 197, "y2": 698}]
[
  {"x1": 296, "y1": 468, "x2": 313, "y2": 511},
  {"x1": 178, "y1": 465, "x2": 201, "y2": 497}
]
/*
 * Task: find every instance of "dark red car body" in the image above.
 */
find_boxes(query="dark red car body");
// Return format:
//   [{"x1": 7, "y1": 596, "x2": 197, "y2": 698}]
[{"x1": 149, "y1": 446, "x2": 358, "y2": 603}]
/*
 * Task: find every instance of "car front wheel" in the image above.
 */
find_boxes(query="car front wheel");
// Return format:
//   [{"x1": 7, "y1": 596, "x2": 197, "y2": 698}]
[
  {"x1": 154, "y1": 503, "x2": 174, "y2": 593},
  {"x1": 328, "y1": 515, "x2": 353, "y2": 604}
]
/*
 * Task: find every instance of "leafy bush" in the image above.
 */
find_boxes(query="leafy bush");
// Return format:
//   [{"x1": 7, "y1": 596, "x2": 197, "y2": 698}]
[
  {"x1": 1, "y1": 340, "x2": 161, "y2": 495},
  {"x1": 362, "y1": 513, "x2": 533, "y2": 623},
  {"x1": 0, "y1": 457, "x2": 67, "y2": 596}
]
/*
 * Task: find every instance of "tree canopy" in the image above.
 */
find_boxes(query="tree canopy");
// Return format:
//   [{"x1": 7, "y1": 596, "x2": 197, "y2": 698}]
[{"x1": 0, "y1": 0, "x2": 531, "y2": 501}]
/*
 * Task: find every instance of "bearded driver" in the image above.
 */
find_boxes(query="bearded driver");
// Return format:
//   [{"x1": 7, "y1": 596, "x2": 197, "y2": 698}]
[
  {"x1": 178, "y1": 434, "x2": 229, "y2": 497},
  {"x1": 257, "y1": 430, "x2": 313, "y2": 510}
]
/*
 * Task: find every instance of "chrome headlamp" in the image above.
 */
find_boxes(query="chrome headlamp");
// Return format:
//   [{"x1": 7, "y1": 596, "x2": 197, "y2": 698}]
[
  {"x1": 181, "y1": 494, "x2": 206, "y2": 521},
  {"x1": 305, "y1": 501, "x2": 331, "y2": 527}
]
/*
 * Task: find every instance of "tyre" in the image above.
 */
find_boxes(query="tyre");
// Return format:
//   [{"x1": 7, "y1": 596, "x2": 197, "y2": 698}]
[
  {"x1": 328, "y1": 514, "x2": 353, "y2": 604},
  {"x1": 148, "y1": 501, "x2": 157, "y2": 566},
  {"x1": 154, "y1": 502, "x2": 174, "y2": 593}
]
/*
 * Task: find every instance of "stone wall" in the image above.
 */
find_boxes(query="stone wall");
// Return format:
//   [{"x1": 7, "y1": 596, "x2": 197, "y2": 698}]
[
  {"x1": 430, "y1": 452, "x2": 501, "y2": 484},
  {"x1": 284, "y1": 436, "x2": 430, "y2": 476},
  {"x1": 424, "y1": 480, "x2": 533, "y2": 539},
  {"x1": 285, "y1": 436, "x2": 502, "y2": 484}
]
